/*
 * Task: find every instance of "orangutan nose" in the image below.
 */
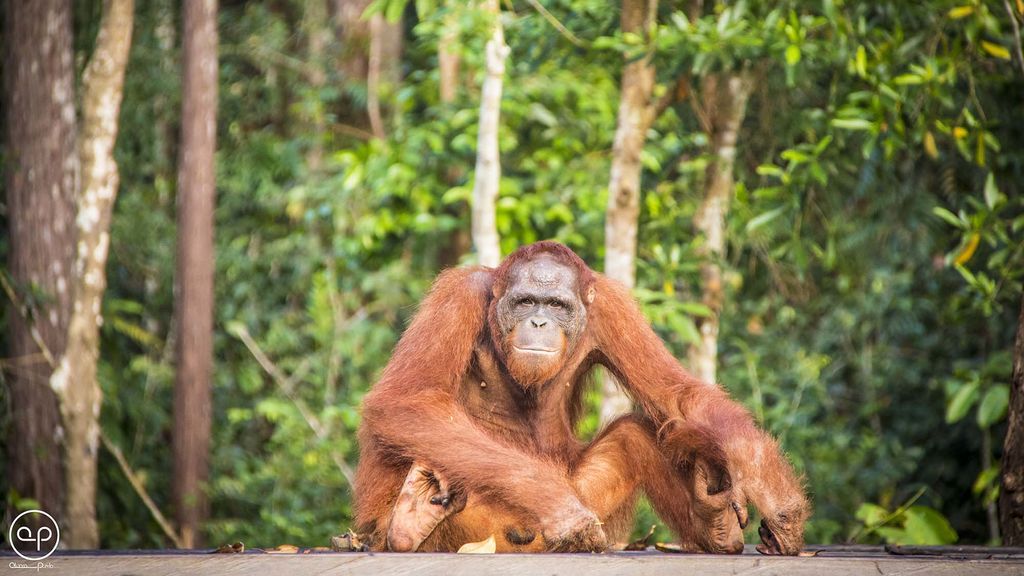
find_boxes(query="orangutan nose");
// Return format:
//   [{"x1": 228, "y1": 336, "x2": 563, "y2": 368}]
[{"x1": 530, "y1": 317, "x2": 548, "y2": 328}]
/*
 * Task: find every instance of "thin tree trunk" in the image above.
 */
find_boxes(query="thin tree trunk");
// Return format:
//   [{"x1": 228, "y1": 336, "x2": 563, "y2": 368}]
[
  {"x1": 329, "y1": 0, "x2": 402, "y2": 130},
  {"x1": 470, "y1": 0, "x2": 508, "y2": 268},
  {"x1": 51, "y1": 0, "x2": 134, "y2": 548},
  {"x1": 377, "y1": 7, "x2": 403, "y2": 88},
  {"x1": 302, "y1": 0, "x2": 329, "y2": 171},
  {"x1": 2, "y1": 0, "x2": 77, "y2": 529},
  {"x1": 687, "y1": 72, "x2": 752, "y2": 385},
  {"x1": 1000, "y1": 294, "x2": 1024, "y2": 544},
  {"x1": 174, "y1": 0, "x2": 218, "y2": 549},
  {"x1": 600, "y1": 0, "x2": 658, "y2": 425},
  {"x1": 439, "y1": 15, "x2": 460, "y2": 104},
  {"x1": 435, "y1": 14, "x2": 471, "y2": 269},
  {"x1": 367, "y1": 13, "x2": 386, "y2": 139},
  {"x1": 331, "y1": 0, "x2": 370, "y2": 81}
]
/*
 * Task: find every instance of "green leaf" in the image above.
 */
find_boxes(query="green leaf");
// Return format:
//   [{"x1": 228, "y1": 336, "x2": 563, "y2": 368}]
[
  {"x1": 977, "y1": 384, "x2": 1009, "y2": 428},
  {"x1": 893, "y1": 74, "x2": 923, "y2": 85},
  {"x1": 831, "y1": 118, "x2": 874, "y2": 130},
  {"x1": 981, "y1": 41, "x2": 1011, "y2": 60},
  {"x1": 667, "y1": 314, "x2": 700, "y2": 346},
  {"x1": 225, "y1": 320, "x2": 247, "y2": 339},
  {"x1": 973, "y1": 466, "x2": 999, "y2": 496},
  {"x1": 677, "y1": 301, "x2": 713, "y2": 317},
  {"x1": 785, "y1": 45, "x2": 801, "y2": 65},
  {"x1": 814, "y1": 135, "x2": 834, "y2": 155},
  {"x1": 13, "y1": 496, "x2": 42, "y2": 512},
  {"x1": 875, "y1": 527, "x2": 909, "y2": 544},
  {"x1": 903, "y1": 506, "x2": 957, "y2": 545},
  {"x1": 931, "y1": 206, "x2": 965, "y2": 229},
  {"x1": 671, "y1": 11, "x2": 690, "y2": 30},
  {"x1": 946, "y1": 380, "x2": 979, "y2": 423},
  {"x1": 984, "y1": 173, "x2": 1000, "y2": 209},
  {"x1": 746, "y1": 207, "x2": 786, "y2": 233},
  {"x1": 756, "y1": 164, "x2": 785, "y2": 178},
  {"x1": 855, "y1": 503, "x2": 888, "y2": 526},
  {"x1": 622, "y1": 32, "x2": 644, "y2": 45},
  {"x1": 948, "y1": 6, "x2": 975, "y2": 19},
  {"x1": 781, "y1": 149, "x2": 810, "y2": 163},
  {"x1": 527, "y1": 103, "x2": 559, "y2": 128},
  {"x1": 954, "y1": 263, "x2": 978, "y2": 286}
]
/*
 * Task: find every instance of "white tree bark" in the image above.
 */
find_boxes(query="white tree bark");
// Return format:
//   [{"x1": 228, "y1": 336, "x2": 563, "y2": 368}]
[
  {"x1": 53, "y1": 0, "x2": 134, "y2": 548},
  {"x1": 600, "y1": 0, "x2": 658, "y2": 426},
  {"x1": 687, "y1": 72, "x2": 753, "y2": 385},
  {"x1": 470, "y1": 0, "x2": 508, "y2": 268}
]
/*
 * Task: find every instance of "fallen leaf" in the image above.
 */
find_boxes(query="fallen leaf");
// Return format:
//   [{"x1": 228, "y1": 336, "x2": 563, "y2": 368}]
[
  {"x1": 264, "y1": 544, "x2": 300, "y2": 554},
  {"x1": 330, "y1": 530, "x2": 368, "y2": 552},
  {"x1": 654, "y1": 542, "x2": 686, "y2": 553},
  {"x1": 457, "y1": 535, "x2": 497, "y2": 554},
  {"x1": 655, "y1": 542, "x2": 714, "y2": 554},
  {"x1": 212, "y1": 542, "x2": 244, "y2": 554},
  {"x1": 799, "y1": 550, "x2": 820, "y2": 557},
  {"x1": 624, "y1": 525, "x2": 657, "y2": 551}
]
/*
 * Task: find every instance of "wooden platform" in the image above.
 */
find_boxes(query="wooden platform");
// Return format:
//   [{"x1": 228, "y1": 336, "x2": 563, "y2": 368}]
[{"x1": 4, "y1": 545, "x2": 1024, "y2": 575}]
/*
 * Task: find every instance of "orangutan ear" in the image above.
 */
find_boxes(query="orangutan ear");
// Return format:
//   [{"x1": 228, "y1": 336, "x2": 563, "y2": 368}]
[{"x1": 586, "y1": 286, "x2": 596, "y2": 305}]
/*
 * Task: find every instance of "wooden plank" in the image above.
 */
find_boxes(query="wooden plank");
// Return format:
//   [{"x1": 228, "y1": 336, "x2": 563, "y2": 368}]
[
  {"x1": 885, "y1": 544, "x2": 1024, "y2": 559},
  {"x1": 4, "y1": 552, "x2": 1024, "y2": 576}
]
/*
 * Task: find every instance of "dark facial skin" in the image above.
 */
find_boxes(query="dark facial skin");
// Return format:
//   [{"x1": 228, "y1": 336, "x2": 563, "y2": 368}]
[{"x1": 495, "y1": 256, "x2": 587, "y2": 386}]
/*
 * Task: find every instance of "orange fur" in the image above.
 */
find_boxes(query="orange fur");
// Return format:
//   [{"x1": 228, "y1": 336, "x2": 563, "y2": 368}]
[{"x1": 354, "y1": 242, "x2": 809, "y2": 554}]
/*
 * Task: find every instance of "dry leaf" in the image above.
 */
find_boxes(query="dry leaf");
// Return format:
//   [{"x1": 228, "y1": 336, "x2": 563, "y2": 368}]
[
  {"x1": 798, "y1": 550, "x2": 819, "y2": 557},
  {"x1": 654, "y1": 542, "x2": 703, "y2": 554},
  {"x1": 330, "y1": 530, "x2": 368, "y2": 552},
  {"x1": 457, "y1": 535, "x2": 497, "y2": 554},
  {"x1": 624, "y1": 525, "x2": 657, "y2": 551},
  {"x1": 264, "y1": 544, "x2": 300, "y2": 554},
  {"x1": 212, "y1": 542, "x2": 245, "y2": 554}
]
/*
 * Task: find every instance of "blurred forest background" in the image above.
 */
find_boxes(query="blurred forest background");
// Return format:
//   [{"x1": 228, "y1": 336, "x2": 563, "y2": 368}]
[{"x1": 2, "y1": 0, "x2": 1024, "y2": 551}]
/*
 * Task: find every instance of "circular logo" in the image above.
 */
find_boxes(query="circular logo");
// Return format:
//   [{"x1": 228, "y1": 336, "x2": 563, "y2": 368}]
[{"x1": 8, "y1": 509, "x2": 60, "y2": 561}]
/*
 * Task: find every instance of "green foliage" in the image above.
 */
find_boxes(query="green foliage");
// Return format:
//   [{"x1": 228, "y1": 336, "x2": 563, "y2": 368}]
[
  {"x1": 856, "y1": 501, "x2": 959, "y2": 545},
  {"x1": 6, "y1": 0, "x2": 1016, "y2": 550}
]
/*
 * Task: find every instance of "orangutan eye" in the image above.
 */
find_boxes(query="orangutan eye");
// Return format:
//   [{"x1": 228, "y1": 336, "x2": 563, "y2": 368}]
[
  {"x1": 548, "y1": 299, "x2": 565, "y2": 309},
  {"x1": 518, "y1": 298, "x2": 535, "y2": 308}
]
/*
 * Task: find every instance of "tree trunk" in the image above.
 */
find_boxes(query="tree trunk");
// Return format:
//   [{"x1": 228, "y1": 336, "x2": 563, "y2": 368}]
[
  {"x1": 174, "y1": 0, "x2": 218, "y2": 549},
  {"x1": 2, "y1": 0, "x2": 77, "y2": 529},
  {"x1": 1001, "y1": 294, "x2": 1024, "y2": 544},
  {"x1": 52, "y1": 0, "x2": 134, "y2": 548},
  {"x1": 329, "y1": 0, "x2": 402, "y2": 130},
  {"x1": 687, "y1": 72, "x2": 752, "y2": 385},
  {"x1": 366, "y1": 13, "x2": 386, "y2": 139},
  {"x1": 331, "y1": 0, "x2": 371, "y2": 83},
  {"x1": 439, "y1": 15, "x2": 460, "y2": 104},
  {"x1": 302, "y1": 0, "x2": 329, "y2": 171},
  {"x1": 470, "y1": 0, "x2": 508, "y2": 268},
  {"x1": 600, "y1": 0, "x2": 657, "y2": 425},
  {"x1": 435, "y1": 14, "x2": 471, "y2": 269}
]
